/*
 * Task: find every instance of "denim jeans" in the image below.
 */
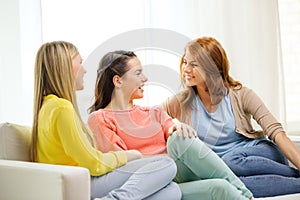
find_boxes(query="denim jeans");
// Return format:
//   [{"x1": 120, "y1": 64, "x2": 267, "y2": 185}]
[
  {"x1": 167, "y1": 133, "x2": 253, "y2": 200},
  {"x1": 222, "y1": 140, "x2": 300, "y2": 197},
  {"x1": 90, "y1": 156, "x2": 181, "y2": 200}
]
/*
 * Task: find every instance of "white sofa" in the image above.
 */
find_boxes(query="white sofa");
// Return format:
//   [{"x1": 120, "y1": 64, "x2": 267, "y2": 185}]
[
  {"x1": 0, "y1": 122, "x2": 90, "y2": 200},
  {"x1": 1, "y1": 122, "x2": 300, "y2": 200}
]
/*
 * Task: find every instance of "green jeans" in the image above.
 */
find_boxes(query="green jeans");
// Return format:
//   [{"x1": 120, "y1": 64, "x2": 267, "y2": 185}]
[{"x1": 167, "y1": 133, "x2": 253, "y2": 200}]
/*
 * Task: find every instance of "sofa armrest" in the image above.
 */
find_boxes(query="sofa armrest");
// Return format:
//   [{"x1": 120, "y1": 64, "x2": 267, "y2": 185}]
[{"x1": 0, "y1": 159, "x2": 90, "y2": 200}]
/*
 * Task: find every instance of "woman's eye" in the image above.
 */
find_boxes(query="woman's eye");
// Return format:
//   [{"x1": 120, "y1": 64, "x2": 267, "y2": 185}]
[{"x1": 192, "y1": 64, "x2": 198, "y2": 67}]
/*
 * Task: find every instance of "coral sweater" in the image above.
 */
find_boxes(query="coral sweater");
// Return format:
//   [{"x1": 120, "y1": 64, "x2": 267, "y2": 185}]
[
  {"x1": 37, "y1": 94, "x2": 127, "y2": 176},
  {"x1": 88, "y1": 106, "x2": 174, "y2": 155}
]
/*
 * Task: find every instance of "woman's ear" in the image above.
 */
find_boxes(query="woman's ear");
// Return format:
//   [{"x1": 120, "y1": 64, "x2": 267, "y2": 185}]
[{"x1": 112, "y1": 75, "x2": 122, "y2": 87}]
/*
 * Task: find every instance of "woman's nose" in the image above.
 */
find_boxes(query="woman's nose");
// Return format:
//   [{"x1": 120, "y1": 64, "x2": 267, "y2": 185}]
[
  {"x1": 142, "y1": 74, "x2": 148, "y2": 82},
  {"x1": 183, "y1": 64, "x2": 192, "y2": 72}
]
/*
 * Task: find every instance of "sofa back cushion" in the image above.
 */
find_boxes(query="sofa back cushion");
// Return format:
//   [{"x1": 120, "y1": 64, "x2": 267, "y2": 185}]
[{"x1": 0, "y1": 122, "x2": 31, "y2": 161}]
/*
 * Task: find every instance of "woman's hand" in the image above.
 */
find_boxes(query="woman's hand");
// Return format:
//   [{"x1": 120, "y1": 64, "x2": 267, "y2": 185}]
[
  {"x1": 125, "y1": 150, "x2": 143, "y2": 162},
  {"x1": 168, "y1": 122, "x2": 197, "y2": 138}
]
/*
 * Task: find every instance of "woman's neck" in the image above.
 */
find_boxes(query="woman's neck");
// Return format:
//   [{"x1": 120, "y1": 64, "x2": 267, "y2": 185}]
[
  {"x1": 105, "y1": 101, "x2": 134, "y2": 110},
  {"x1": 196, "y1": 85, "x2": 218, "y2": 113},
  {"x1": 105, "y1": 93, "x2": 134, "y2": 110}
]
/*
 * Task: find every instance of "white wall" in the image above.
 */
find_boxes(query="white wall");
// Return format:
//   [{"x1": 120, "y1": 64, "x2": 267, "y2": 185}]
[
  {"x1": 147, "y1": 0, "x2": 284, "y2": 125},
  {"x1": 0, "y1": 0, "x2": 42, "y2": 125},
  {"x1": 0, "y1": 0, "x2": 23, "y2": 124},
  {"x1": 0, "y1": 0, "x2": 284, "y2": 129}
]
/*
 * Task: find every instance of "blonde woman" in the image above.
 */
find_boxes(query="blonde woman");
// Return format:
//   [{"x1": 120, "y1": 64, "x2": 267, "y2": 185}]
[{"x1": 30, "y1": 41, "x2": 181, "y2": 200}]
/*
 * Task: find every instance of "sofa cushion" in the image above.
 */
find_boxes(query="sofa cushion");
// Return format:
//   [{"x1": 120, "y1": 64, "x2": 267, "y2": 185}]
[{"x1": 0, "y1": 122, "x2": 31, "y2": 161}]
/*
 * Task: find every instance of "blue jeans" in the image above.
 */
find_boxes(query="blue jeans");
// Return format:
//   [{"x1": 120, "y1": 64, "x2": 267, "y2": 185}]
[
  {"x1": 222, "y1": 140, "x2": 300, "y2": 197},
  {"x1": 90, "y1": 156, "x2": 181, "y2": 200}
]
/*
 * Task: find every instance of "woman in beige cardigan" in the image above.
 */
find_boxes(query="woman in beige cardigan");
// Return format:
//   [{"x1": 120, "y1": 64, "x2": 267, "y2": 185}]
[{"x1": 162, "y1": 36, "x2": 300, "y2": 198}]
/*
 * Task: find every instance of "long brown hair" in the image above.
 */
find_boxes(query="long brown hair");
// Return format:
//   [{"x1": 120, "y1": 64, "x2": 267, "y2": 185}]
[
  {"x1": 179, "y1": 37, "x2": 242, "y2": 110},
  {"x1": 89, "y1": 50, "x2": 136, "y2": 113},
  {"x1": 31, "y1": 41, "x2": 93, "y2": 162}
]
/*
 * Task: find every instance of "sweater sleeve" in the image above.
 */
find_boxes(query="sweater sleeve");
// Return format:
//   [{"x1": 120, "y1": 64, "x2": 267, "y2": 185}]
[
  {"x1": 161, "y1": 92, "x2": 193, "y2": 125},
  {"x1": 88, "y1": 112, "x2": 129, "y2": 152},
  {"x1": 161, "y1": 95, "x2": 181, "y2": 120},
  {"x1": 55, "y1": 105, "x2": 127, "y2": 176},
  {"x1": 241, "y1": 87, "x2": 285, "y2": 140}
]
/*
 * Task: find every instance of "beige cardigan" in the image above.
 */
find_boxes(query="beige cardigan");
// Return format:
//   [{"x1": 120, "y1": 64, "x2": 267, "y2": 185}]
[{"x1": 162, "y1": 87, "x2": 284, "y2": 141}]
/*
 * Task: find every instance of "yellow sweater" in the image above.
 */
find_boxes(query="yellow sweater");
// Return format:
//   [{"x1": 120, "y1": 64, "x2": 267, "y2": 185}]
[{"x1": 37, "y1": 94, "x2": 127, "y2": 176}]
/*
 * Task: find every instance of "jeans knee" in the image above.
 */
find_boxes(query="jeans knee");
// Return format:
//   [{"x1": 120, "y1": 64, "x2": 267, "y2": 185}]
[
  {"x1": 153, "y1": 155, "x2": 178, "y2": 181},
  {"x1": 221, "y1": 154, "x2": 247, "y2": 176},
  {"x1": 165, "y1": 156, "x2": 178, "y2": 179},
  {"x1": 166, "y1": 133, "x2": 192, "y2": 159},
  {"x1": 167, "y1": 133, "x2": 211, "y2": 160},
  {"x1": 169, "y1": 182, "x2": 182, "y2": 200},
  {"x1": 222, "y1": 152, "x2": 245, "y2": 165}
]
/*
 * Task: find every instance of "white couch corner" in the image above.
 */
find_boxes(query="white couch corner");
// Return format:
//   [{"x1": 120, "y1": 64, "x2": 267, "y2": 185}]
[{"x1": 0, "y1": 122, "x2": 90, "y2": 200}]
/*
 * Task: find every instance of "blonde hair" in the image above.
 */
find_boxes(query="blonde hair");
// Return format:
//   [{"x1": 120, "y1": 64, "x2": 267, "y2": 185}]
[{"x1": 31, "y1": 41, "x2": 94, "y2": 162}]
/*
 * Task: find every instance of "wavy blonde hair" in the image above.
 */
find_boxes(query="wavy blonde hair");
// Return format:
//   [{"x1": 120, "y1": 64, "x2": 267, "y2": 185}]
[{"x1": 31, "y1": 41, "x2": 93, "y2": 162}]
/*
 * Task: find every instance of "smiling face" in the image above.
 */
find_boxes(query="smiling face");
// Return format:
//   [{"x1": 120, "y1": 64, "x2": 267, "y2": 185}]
[
  {"x1": 119, "y1": 57, "x2": 148, "y2": 101},
  {"x1": 72, "y1": 53, "x2": 86, "y2": 90},
  {"x1": 182, "y1": 49, "x2": 207, "y2": 89}
]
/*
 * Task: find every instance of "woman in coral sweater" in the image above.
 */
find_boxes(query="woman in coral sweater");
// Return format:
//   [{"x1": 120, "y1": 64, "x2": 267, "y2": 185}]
[{"x1": 88, "y1": 50, "x2": 254, "y2": 200}]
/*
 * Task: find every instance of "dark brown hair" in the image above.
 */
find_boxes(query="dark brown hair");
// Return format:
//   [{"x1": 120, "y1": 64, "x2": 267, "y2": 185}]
[{"x1": 89, "y1": 50, "x2": 137, "y2": 113}]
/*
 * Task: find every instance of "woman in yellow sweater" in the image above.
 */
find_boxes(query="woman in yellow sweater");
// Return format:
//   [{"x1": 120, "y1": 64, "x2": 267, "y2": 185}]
[{"x1": 30, "y1": 41, "x2": 181, "y2": 200}]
